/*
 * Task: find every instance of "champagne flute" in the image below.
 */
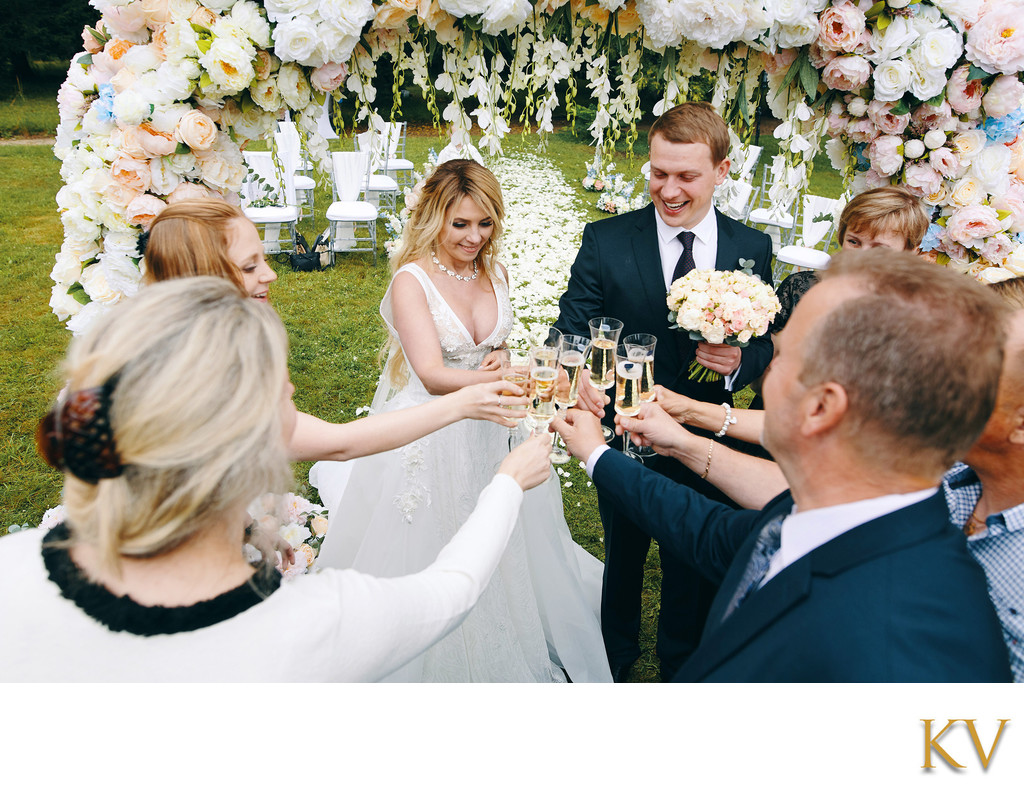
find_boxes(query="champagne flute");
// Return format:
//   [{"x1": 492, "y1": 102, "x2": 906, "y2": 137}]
[
  {"x1": 550, "y1": 334, "x2": 591, "y2": 464},
  {"x1": 614, "y1": 343, "x2": 643, "y2": 456},
  {"x1": 622, "y1": 333, "x2": 657, "y2": 460},
  {"x1": 525, "y1": 344, "x2": 559, "y2": 438},
  {"x1": 499, "y1": 348, "x2": 531, "y2": 436},
  {"x1": 588, "y1": 317, "x2": 623, "y2": 441}
]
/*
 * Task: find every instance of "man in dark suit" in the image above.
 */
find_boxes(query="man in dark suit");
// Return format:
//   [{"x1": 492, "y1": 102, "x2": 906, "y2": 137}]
[
  {"x1": 553, "y1": 251, "x2": 1013, "y2": 682},
  {"x1": 555, "y1": 103, "x2": 773, "y2": 681}
]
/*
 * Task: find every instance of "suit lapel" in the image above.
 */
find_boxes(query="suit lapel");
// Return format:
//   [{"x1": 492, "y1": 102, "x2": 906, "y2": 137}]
[
  {"x1": 631, "y1": 206, "x2": 683, "y2": 372},
  {"x1": 714, "y1": 209, "x2": 742, "y2": 273}
]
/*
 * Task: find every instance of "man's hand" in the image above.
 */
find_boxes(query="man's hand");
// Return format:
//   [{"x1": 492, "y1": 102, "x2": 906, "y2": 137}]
[
  {"x1": 573, "y1": 367, "x2": 609, "y2": 418},
  {"x1": 695, "y1": 343, "x2": 741, "y2": 375},
  {"x1": 551, "y1": 409, "x2": 606, "y2": 461},
  {"x1": 614, "y1": 402, "x2": 688, "y2": 456}
]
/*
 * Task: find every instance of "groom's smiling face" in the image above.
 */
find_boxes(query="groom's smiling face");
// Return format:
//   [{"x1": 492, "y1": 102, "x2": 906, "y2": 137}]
[{"x1": 648, "y1": 134, "x2": 729, "y2": 230}]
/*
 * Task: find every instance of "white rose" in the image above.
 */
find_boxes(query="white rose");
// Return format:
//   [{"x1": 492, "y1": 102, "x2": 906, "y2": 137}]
[
  {"x1": 949, "y1": 176, "x2": 983, "y2": 207},
  {"x1": 143, "y1": 62, "x2": 194, "y2": 104},
  {"x1": 250, "y1": 78, "x2": 282, "y2": 112},
  {"x1": 979, "y1": 266, "x2": 1017, "y2": 283},
  {"x1": 262, "y1": 0, "x2": 320, "y2": 20},
  {"x1": 49, "y1": 286, "x2": 84, "y2": 321},
  {"x1": 904, "y1": 139, "x2": 926, "y2": 159},
  {"x1": 912, "y1": 26, "x2": 963, "y2": 73},
  {"x1": 847, "y1": 96, "x2": 868, "y2": 117},
  {"x1": 771, "y1": 0, "x2": 810, "y2": 27},
  {"x1": 162, "y1": 20, "x2": 200, "y2": 62},
  {"x1": 201, "y1": 0, "x2": 236, "y2": 9},
  {"x1": 1004, "y1": 243, "x2": 1024, "y2": 276},
  {"x1": 439, "y1": 0, "x2": 490, "y2": 16},
  {"x1": 872, "y1": 59, "x2": 913, "y2": 102},
  {"x1": 869, "y1": 17, "x2": 917, "y2": 65},
  {"x1": 272, "y1": 16, "x2": 318, "y2": 64},
  {"x1": 112, "y1": 90, "x2": 150, "y2": 125},
  {"x1": 278, "y1": 62, "x2": 312, "y2": 110},
  {"x1": 121, "y1": 43, "x2": 164, "y2": 74},
  {"x1": 930, "y1": 0, "x2": 981, "y2": 33},
  {"x1": 50, "y1": 249, "x2": 84, "y2": 285},
  {"x1": 969, "y1": 144, "x2": 1012, "y2": 195},
  {"x1": 279, "y1": 522, "x2": 311, "y2": 550},
  {"x1": 103, "y1": 229, "x2": 143, "y2": 258},
  {"x1": 481, "y1": 0, "x2": 532, "y2": 35},
  {"x1": 923, "y1": 129, "x2": 948, "y2": 150},
  {"x1": 229, "y1": 0, "x2": 272, "y2": 48},
  {"x1": 315, "y1": 21, "x2": 361, "y2": 66},
  {"x1": 953, "y1": 129, "x2": 986, "y2": 165},
  {"x1": 677, "y1": 0, "x2": 747, "y2": 50},
  {"x1": 909, "y1": 61, "x2": 947, "y2": 102},
  {"x1": 317, "y1": 0, "x2": 374, "y2": 37},
  {"x1": 200, "y1": 36, "x2": 256, "y2": 95},
  {"x1": 67, "y1": 301, "x2": 112, "y2": 337}
]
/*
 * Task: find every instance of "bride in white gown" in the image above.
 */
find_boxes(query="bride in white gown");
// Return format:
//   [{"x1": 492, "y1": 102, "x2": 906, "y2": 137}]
[{"x1": 311, "y1": 160, "x2": 611, "y2": 682}]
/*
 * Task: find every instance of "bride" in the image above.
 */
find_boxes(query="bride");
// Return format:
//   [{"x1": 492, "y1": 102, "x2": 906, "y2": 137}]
[{"x1": 311, "y1": 159, "x2": 611, "y2": 682}]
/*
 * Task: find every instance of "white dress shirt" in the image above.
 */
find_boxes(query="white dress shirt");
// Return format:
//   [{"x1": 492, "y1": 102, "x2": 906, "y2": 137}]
[
  {"x1": 654, "y1": 205, "x2": 739, "y2": 389},
  {"x1": 760, "y1": 487, "x2": 938, "y2": 586}
]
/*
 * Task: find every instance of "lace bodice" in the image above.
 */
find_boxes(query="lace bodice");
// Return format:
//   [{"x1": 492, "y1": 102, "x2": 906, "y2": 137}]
[{"x1": 383, "y1": 263, "x2": 513, "y2": 374}]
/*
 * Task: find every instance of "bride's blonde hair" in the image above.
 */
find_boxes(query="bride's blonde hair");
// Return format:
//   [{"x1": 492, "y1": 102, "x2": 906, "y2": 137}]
[{"x1": 383, "y1": 159, "x2": 505, "y2": 389}]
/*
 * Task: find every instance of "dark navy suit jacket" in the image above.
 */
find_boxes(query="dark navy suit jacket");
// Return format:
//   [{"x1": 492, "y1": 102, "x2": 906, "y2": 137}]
[
  {"x1": 592, "y1": 449, "x2": 1012, "y2": 683},
  {"x1": 555, "y1": 204, "x2": 774, "y2": 403}
]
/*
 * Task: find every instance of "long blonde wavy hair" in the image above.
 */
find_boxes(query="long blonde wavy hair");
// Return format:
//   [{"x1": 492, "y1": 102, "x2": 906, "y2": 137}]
[{"x1": 383, "y1": 159, "x2": 506, "y2": 388}]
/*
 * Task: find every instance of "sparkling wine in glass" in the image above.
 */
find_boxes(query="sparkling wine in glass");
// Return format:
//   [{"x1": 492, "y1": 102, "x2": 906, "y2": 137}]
[
  {"x1": 526, "y1": 344, "x2": 559, "y2": 435},
  {"x1": 588, "y1": 317, "x2": 623, "y2": 441},
  {"x1": 615, "y1": 343, "x2": 643, "y2": 457},
  {"x1": 623, "y1": 333, "x2": 657, "y2": 459},
  {"x1": 499, "y1": 348, "x2": 531, "y2": 431},
  {"x1": 551, "y1": 334, "x2": 591, "y2": 464}
]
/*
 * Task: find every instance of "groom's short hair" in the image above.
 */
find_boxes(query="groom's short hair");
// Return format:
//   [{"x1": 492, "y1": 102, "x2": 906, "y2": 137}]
[{"x1": 649, "y1": 102, "x2": 730, "y2": 165}]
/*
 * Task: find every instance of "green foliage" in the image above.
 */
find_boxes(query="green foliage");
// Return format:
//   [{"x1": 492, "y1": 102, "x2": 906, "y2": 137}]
[{"x1": 1, "y1": 0, "x2": 97, "y2": 80}]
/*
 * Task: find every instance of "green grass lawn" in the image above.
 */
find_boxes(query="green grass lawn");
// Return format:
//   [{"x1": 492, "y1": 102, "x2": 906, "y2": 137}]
[{"x1": 0, "y1": 126, "x2": 843, "y2": 681}]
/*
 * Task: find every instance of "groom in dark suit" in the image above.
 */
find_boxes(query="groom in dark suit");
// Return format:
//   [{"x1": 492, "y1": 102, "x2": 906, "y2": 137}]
[
  {"x1": 555, "y1": 103, "x2": 773, "y2": 681},
  {"x1": 554, "y1": 251, "x2": 1013, "y2": 682}
]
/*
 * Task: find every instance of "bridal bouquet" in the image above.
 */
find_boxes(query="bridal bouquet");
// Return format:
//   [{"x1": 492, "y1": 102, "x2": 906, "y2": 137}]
[
  {"x1": 245, "y1": 493, "x2": 329, "y2": 579},
  {"x1": 667, "y1": 264, "x2": 780, "y2": 383}
]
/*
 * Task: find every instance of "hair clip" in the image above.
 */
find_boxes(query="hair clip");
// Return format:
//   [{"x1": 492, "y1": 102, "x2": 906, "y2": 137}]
[{"x1": 37, "y1": 373, "x2": 123, "y2": 484}]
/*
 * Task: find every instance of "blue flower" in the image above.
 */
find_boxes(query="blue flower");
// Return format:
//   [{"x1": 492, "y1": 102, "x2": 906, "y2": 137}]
[
  {"x1": 852, "y1": 143, "x2": 869, "y2": 171},
  {"x1": 94, "y1": 83, "x2": 116, "y2": 121},
  {"x1": 984, "y1": 107, "x2": 1024, "y2": 144},
  {"x1": 920, "y1": 223, "x2": 944, "y2": 252}
]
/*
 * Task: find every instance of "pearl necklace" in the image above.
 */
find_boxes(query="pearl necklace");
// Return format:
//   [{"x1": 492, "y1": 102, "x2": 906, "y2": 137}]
[{"x1": 431, "y1": 251, "x2": 479, "y2": 282}]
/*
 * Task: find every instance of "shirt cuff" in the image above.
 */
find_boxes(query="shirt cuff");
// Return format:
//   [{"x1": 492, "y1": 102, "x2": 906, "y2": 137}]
[
  {"x1": 723, "y1": 361, "x2": 741, "y2": 392},
  {"x1": 585, "y1": 445, "x2": 611, "y2": 478}
]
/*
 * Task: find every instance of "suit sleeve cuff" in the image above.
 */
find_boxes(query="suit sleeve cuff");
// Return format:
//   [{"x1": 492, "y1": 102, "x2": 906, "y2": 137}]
[
  {"x1": 723, "y1": 361, "x2": 741, "y2": 392},
  {"x1": 585, "y1": 445, "x2": 611, "y2": 478}
]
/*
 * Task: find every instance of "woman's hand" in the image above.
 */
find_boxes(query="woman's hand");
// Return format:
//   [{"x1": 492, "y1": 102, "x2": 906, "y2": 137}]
[
  {"x1": 498, "y1": 433, "x2": 553, "y2": 491},
  {"x1": 653, "y1": 385, "x2": 700, "y2": 424},
  {"x1": 247, "y1": 520, "x2": 296, "y2": 569},
  {"x1": 614, "y1": 402, "x2": 690, "y2": 456},
  {"x1": 574, "y1": 368, "x2": 609, "y2": 417},
  {"x1": 477, "y1": 350, "x2": 505, "y2": 372},
  {"x1": 450, "y1": 380, "x2": 528, "y2": 427}
]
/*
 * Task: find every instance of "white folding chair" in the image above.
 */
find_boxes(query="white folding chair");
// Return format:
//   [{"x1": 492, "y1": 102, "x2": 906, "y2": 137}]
[
  {"x1": 775, "y1": 245, "x2": 831, "y2": 284},
  {"x1": 327, "y1": 150, "x2": 378, "y2": 257},
  {"x1": 382, "y1": 122, "x2": 415, "y2": 190},
  {"x1": 354, "y1": 130, "x2": 399, "y2": 216},
  {"x1": 241, "y1": 151, "x2": 299, "y2": 255},
  {"x1": 714, "y1": 179, "x2": 755, "y2": 221},
  {"x1": 275, "y1": 122, "x2": 314, "y2": 222},
  {"x1": 796, "y1": 194, "x2": 844, "y2": 252},
  {"x1": 317, "y1": 98, "x2": 339, "y2": 141},
  {"x1": 640, "y1": 160, "x2": 651, "y2": 204}
]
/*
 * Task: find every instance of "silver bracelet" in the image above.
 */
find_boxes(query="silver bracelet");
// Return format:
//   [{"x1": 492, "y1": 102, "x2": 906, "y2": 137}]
[{"x1": 715, "y1": 402, "x2": 738, "y2": 438}]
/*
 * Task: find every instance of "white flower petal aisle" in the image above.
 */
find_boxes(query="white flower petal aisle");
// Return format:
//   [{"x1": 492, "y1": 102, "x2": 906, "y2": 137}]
[{"x1": 490, "y1": 152, "x2": 589, "y2": 347}]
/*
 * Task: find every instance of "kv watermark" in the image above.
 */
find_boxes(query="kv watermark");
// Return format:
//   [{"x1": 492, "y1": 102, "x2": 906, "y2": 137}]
[{"x1": 922, "y1": 719, "x2": 1010, "y2": 770}]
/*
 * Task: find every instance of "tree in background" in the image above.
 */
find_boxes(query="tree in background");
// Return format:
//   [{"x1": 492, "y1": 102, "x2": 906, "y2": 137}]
[{"x1": 2, "y1": 0, "x2": 95, "y2": 85}]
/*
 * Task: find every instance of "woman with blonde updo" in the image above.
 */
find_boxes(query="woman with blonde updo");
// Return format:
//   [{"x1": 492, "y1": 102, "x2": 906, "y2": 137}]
[
  {"x1": 0, "y1": 278, "x2": 554, "y2": 682},
  {"x1": 142, "y1": 199, "x2": 528, "y2": 466},
  {"x1": 311, "y1": 160, "x2": 611, "y2": 683}
]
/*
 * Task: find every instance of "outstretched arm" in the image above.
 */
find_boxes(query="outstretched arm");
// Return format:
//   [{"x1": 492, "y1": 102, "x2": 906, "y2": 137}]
[
  {"x1": 614, "y1": 402, "x2": 786, "y2": 510},
  {"x1": 288, "y1": 380, "x2": 528, "y2": 462},
  {"x1": 654, "y1": 385, "x2": 766, "y2": 446}
]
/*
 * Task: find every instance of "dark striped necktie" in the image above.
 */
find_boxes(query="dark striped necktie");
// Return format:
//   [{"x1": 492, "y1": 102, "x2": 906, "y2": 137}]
[{"x1": 672, "y1": 230, "x2": 696, "y2": 283}]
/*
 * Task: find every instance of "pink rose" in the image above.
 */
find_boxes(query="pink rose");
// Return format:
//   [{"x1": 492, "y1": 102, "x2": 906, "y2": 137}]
[
  {"x1": 167, "y1": 182, "x2": 214, "y2": 204},
  {"x1": 847, "y1": 117, "x2": 878, "y2": 143},
  {"x1": 311, "y1": 62, "x2": 348, "y2": 93},
  {"x1": 993, "y1": 180, "x2": 1024, "y2": 230},
  {"x1": 903, "y1": 162, "x2": 943, "y2": 198},
  {"x1": 82, "y1": 26, "x2": 103, "y2": 55},
  {"x1": 808, "y1": 41, "x2": 838, "y2": 70},
  {"x1": 818, "y1": 3, "x2": 866, "y2": 53},
  {"x1": 966, "y1": 2, "x2": 1024, "y2": 75},
  {"x1": 111, "y1": 156, "x2": 152, "y2": 193},
  {"x1": 910, "y1": 99, "x2": 955, "y2": 135},
  {"x1": 983, "y1": 75, "x2": 1024, "y2": 119},
  {"x1": 826, "y1": 109, "x2": 850, "y2": 137},
  {"x1": 762, "y1": 49, "x2": 797, "y2": 75},
  {"x1": 104, "y1": 178, "x2": 141, "y2": 213},
  {"x1": 980, "y1": 232, "x2": 1014, "y2": 264},
  {"x1": 946, "y1": 205, "x2": 1003, "y2": 248},
  {"x1": 929, "y1": 146, "x2": 962, "y2": 178},
  {"x1": 126, "y1": 193, "x2": 167, "y2": 229},
  {"x1": 176, "y1": 110, "x2": 218, "y2": 151},
  {"x1": 868, "y1": 135, "x2": 904, "y2": 177},
  {"x1": 135, "y1": 123, "x2": 177, "y2": 157},
  {"x1": 866, "y1": 99, "x2": 910, "y2": 136},
  {"x1": 946, "y1": 65, "x2": 984, "y2": 115},
  {"x1": 822, "y1": 55, "x2": 871, "y2": 92}
]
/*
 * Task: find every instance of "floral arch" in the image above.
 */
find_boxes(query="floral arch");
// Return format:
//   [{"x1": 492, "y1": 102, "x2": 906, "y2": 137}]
[{"x1": 52, "y1": 0, "x2": 1024, "y2": 332}]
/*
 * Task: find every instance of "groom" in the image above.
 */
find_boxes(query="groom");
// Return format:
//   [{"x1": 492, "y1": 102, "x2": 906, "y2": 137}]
[{"x1": 555, "y1": 102, "x2": 774, "y2": 681}]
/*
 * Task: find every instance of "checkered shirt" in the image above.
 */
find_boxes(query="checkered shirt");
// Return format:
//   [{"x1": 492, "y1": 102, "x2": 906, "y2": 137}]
[{"x1": 943, "y1": 462, "x2": 1024, "y2": 683}]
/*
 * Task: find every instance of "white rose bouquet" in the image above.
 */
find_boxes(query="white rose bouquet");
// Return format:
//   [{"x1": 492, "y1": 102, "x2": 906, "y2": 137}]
[
  {"x1": 245, "y1": 492, "x2": 329, "y2": 579},
  {"x1": 667, "y1": 264, "x2": 780, "y2": 383}
]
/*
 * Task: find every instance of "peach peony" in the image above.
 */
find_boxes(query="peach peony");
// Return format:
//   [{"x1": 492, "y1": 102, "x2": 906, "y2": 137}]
[
  {"x1": 125, "y1": 193, "x2": 168, "y2": 228},
  {"x1": 966, "y1": 1, "x2": 1024, "y2": 75},
  {"x1": 176, "y1": 109, "x2": 218, "y2": 151}
]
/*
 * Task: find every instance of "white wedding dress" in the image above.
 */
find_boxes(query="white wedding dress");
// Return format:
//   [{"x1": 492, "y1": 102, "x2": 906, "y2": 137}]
[{"x1": 310, "y1": 264, "x2": 611, "y2": 682}]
